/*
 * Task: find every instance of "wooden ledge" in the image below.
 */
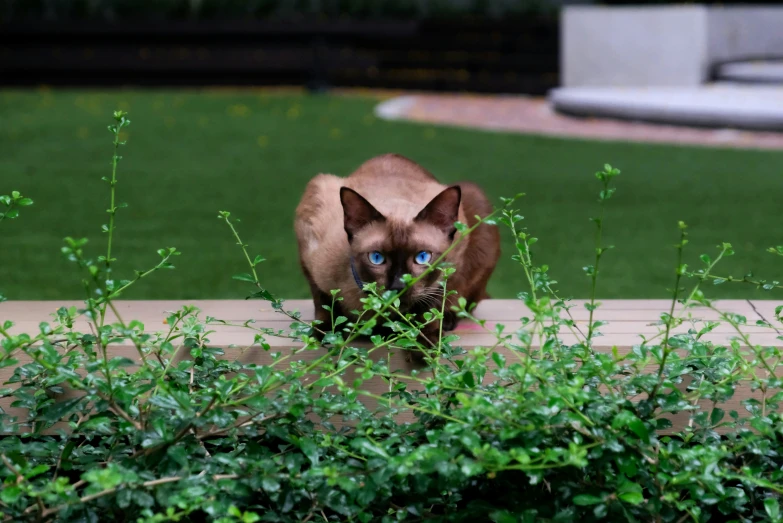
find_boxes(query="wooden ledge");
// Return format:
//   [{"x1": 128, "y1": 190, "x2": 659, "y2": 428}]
[
  {"x1": 1, "y1": 299, "x2": 780, "y2": 434},
  {"x1": 1, "y1": 299, "x2": 781, "y2": 350}
]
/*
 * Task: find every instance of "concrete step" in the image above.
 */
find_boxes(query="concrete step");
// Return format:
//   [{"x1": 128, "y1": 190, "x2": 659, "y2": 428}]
[
  {"x1": 716, "y1": 60, "x2": 783, "y2": 85},
  {"x1": 549, "y1": 84, "x2": 783, "y2": 131}
]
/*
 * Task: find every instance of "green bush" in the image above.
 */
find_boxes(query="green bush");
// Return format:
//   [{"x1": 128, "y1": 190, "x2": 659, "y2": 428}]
[{"x1": 1, "y1": 112, "x2": 782, "y2": 522}]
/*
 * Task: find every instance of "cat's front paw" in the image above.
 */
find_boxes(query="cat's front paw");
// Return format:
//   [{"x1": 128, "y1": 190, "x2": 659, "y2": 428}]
[
  {"x1": 441, "y1": 312, "x2": 458, "y2": 332},
  {"x1": 308, "y1": 324, "x2": 326, "y2": 342}
]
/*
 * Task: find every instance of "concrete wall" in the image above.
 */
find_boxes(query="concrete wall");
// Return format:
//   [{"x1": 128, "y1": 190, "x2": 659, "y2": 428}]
[
  {"x1": 562, "y1": 5, "x2": 783, "y2": 88},
  {"x1": 563, "y1": 6, "x2": 709, "y2": 87},
  {"x1": 708, "y1": 8, "x2": 783, "y2": 64}
]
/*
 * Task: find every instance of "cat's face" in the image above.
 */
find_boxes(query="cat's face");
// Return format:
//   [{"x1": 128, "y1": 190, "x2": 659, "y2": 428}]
[{"x1": 340, "y1": 186, "x2": 461, "y2": 310}]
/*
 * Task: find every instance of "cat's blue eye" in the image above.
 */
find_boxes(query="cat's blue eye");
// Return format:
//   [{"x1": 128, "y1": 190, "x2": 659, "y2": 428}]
[
  {"x1": 414, "y1": 251, "x2": 432, "y2": 265},
  {"x1": 368, "y1": 251, "x2": 385, "y2": 265}
]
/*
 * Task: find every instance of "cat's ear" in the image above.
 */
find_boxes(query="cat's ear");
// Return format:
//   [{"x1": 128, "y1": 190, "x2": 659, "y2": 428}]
[
  {"x1": 340, "y1": 187, "x2": 385, "y2": 241},
  {"x1": 415, "y1": 186, "x2": 461, "y2": 238}
]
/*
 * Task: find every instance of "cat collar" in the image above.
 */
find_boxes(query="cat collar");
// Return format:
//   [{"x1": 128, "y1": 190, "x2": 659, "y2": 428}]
[{"x1": 350, "y1": 257, "x2": 365, "y2": 291}]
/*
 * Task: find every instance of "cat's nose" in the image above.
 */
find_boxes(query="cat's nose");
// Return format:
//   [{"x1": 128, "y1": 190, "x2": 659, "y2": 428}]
[{"x1": 389, "y1": 278, "x2": 405, "y2": 292}]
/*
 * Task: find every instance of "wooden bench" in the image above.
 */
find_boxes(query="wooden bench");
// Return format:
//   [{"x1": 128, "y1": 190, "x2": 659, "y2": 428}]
[{"x1": 2, "y1": 299, "x2": 781, "y2": 433}]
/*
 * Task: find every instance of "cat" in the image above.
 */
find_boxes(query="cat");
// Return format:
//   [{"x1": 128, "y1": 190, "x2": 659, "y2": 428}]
[{"x1": 294, "y1": 153, "x2": 500, "y2": 345}]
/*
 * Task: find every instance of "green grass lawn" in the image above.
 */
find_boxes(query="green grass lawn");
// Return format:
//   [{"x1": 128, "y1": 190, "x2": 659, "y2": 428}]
[{"x1": 1, "y1": 88, "x2": 781, "y2": 302}]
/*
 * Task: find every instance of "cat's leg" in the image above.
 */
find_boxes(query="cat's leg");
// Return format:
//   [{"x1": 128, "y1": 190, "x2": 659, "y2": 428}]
[
  {"x1": 440, "y1": 293, "x2": 459, "y2": 332},
  {"x1": 311, "y1": 286, "x2": 332, "y2": 324},
  {"x1": 309, "y1": 286, "x2": 335, "y2": 340},
  {"x1": 457, "y1": 180, "x2": 500, "y2": 307},
  {"x1": 301, "y1": 264, "x2": 332, "y2": 338},
  {"x1": 416, "y1": 293, "x2": 459, "y2": 350}
]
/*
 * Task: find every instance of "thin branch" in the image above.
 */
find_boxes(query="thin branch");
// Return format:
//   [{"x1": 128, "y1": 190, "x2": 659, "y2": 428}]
[
  {"x1": 98, "y1": 394, "x2": 142, "y2": 431},
  {"x1": 0, "y1": 453, "x2": 23, "y2": 484},
  {"x1": 746, "y1": 299, "x2": 782, "y2": 335}
]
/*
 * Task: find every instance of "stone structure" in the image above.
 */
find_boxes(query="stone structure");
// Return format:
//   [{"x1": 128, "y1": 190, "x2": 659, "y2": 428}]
[{"x1": 562, "y1": 6, "x2": 783, "y2": 87}]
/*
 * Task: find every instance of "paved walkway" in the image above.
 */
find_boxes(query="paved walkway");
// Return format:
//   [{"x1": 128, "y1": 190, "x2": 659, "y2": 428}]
[{"x1": 374, "y1": 93, "x2": 783, "y2": 150}]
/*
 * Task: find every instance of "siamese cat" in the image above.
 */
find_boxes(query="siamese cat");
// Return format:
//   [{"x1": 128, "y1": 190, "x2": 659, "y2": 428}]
[{"x1": 295, "y1": 154, "x2": 499, "y2": 344}]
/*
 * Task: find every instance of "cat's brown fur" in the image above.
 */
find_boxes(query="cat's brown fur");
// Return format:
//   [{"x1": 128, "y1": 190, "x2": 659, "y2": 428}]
[{"x1": 295, "y1": 154, "x2": 499, "y2": 343}]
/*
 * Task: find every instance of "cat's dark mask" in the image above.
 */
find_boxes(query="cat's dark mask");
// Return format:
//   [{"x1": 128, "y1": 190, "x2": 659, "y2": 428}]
[{"x1": 339, "y1": 186, "x2": 461, "y2": 306}]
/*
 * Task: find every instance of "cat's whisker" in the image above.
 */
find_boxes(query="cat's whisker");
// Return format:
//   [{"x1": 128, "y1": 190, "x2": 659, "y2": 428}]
[
  {"x1": 415, "y1": 292, "x2": 444, "y2": 312},
  {"x1": 425, "y1": 292, "x2": 445, "y2": 304},
  {"x1": 417, "y1": 287, "x2": 443, "y2": 298},
  {"x1": 414, "y1": 290, "x2": 437, "y2": 302}
]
